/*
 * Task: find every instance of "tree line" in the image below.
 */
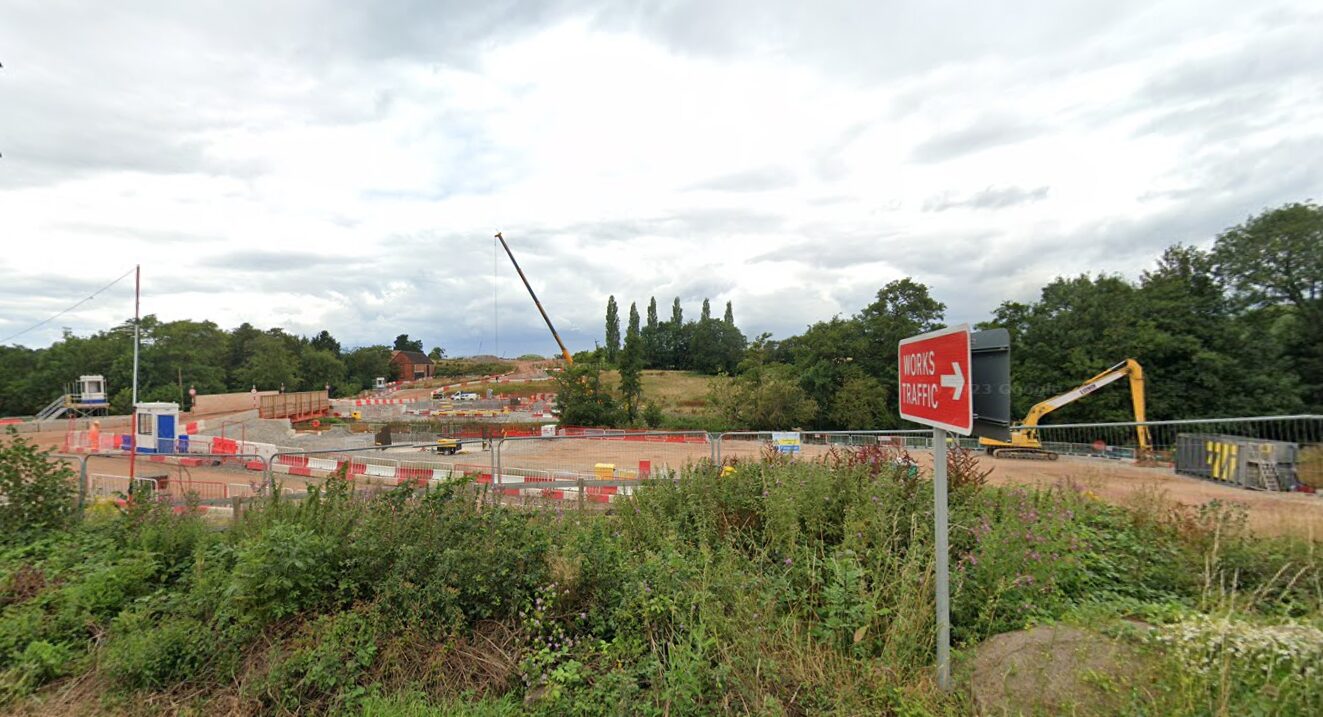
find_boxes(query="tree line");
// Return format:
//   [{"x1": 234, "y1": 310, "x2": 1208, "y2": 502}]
[
  {"x1": 569, "y1": 202, "x2": 1322, "y2": 430},
  {"x1": 596, "y1": 296, "x2": 748, "y2": 375},
  {"x1": 0, "y1": 324, "x2": 445, "y2": 416},
  {"x1": 550, "y1": 296, "x2": 750, "y2": 428}
]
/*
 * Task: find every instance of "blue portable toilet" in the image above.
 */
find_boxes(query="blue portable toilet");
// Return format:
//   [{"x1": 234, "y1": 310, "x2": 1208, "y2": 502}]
[{"x1": 133, "y1": 402, "x2": 179, "y2": 454}]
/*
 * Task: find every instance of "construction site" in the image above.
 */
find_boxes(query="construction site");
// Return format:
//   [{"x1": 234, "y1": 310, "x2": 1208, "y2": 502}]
[
  {"x1": 0, "y1": 233, "x2": 1316, "y2": 540},
  {"x1": 5, "y1": 369, "x2": 1313, "y2": 541}
]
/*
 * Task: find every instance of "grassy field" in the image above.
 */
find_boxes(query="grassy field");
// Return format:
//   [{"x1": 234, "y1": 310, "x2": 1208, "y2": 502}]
[{"x1": 599, "y1": 370, "x2": 722, "y2": 416}]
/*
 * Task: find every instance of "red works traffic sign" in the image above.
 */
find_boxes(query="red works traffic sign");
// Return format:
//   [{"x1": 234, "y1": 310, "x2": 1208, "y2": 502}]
[{"x1": 898, "y1": 324, "x2": 972, "y2": 435}]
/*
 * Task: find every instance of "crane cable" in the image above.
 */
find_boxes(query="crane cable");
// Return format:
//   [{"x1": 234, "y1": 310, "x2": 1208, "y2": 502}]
[{"x1": 0, "y1": 266, "x2": 137, "y2": 344}]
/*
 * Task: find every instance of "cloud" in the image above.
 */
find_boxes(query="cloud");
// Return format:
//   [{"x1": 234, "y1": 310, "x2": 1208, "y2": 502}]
[
  {"x1": 2, "y1": 0, "x2": 1322, "y2": 358},
  {"x1": 911, "y1": 116, "x2": 1044, "y2": 163},
  {"x1": 687, "y1": 166, "x2": 797, "y2": 193},
  {"x1": 924, "y1": 186, "x2": 1050, "y2": 212}
]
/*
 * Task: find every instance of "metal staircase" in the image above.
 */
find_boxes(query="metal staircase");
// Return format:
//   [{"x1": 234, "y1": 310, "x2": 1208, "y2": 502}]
[
  {"x1": 1250, "y1": 444, "x2": 1281, "y2": 491},
  {"x1": 35, "y1": 395, "x2": 70, "y2": 421}
]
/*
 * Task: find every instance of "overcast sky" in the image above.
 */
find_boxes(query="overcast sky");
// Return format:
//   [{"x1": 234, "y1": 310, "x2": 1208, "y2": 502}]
[{"x1": 2, "y1": 0, "x2": 1321, "y2": 357}]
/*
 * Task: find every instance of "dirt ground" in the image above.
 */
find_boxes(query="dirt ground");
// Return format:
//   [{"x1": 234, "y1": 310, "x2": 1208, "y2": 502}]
[{"x1": 24, "y1": 426, "x2": 1322, "y2": 539}]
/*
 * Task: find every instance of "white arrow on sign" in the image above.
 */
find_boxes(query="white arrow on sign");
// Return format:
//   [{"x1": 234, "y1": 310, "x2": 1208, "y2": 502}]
[{"x1": 939, "y1": 362, "x2": 965, "y2": 401}]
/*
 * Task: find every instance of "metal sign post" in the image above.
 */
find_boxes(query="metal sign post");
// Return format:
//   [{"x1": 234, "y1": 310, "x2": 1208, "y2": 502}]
[
  {"x1": 898, "y1": 324, "x2": 1011, "y2": 691},
  {"x1": 932, "y1": 426, "x2": 950, "y2": 690}
]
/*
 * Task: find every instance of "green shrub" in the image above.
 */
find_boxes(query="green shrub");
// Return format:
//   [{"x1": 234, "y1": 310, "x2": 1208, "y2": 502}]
[
  {"x1": 102, "y1": 612, "x2": 214, "y2": 690},
  {"x1": 126, "y1": 502, "x2": 213, "y2": 579},
  {"x1": 0, "y1": 431, "x2": 77, "y2": 545},
  {"x1": 62, "y1": 552, "x2": 160, "y2": 621},
  {"x1": 229, "y1": 521, "x2": 337, "y2": 623},
  {"x1": 0, "y1": 606, "x2": 45, "y2": 670},
  {"x1": 252, "y1": 608, "x2": 380, "y2": 713},
  {"x1": 0, "y1": 640, "x2": 71, "y2": 702}
]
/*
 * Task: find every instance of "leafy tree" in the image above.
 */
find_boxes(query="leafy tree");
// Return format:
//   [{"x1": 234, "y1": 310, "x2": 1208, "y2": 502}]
[
  {"x1": 700, "y1": 298, "x2": 712, "y2": 322},
  {"x1": 708, "y1": 363, "x2": 817, "y2": 430},
  {"x1": 227, "y1": 322, "x2": 263, "y2": 385},
  {"x1": 643, "y1": 401, "x2": 664, "y2": 429},
  {"x1": 300, "y1": 348, "x2": 347, "y2": 391},
  {"x1": 1213, "y1": 203, "x2": 1323, "y2": 409},
  {"x1": 143, "y1": 319, "x2": 229, "y2": 397},
  {"x1": 428, "y1": 346, "x2": 447, "y2": 361},
  {"x1": 393, "y1": 334, "x2": 424, "y2": 353},
  {"x1": 605, "y1": 295, "x2": 621, "y2": 364},
  {"x1": 689, "y1": 318, "x2": 747, "y2": 375},
  {"x1": 1213, "y1": 202, "x2": 1322, "y2": 312},
  {"x1": 1138, "y1": 245, "x2": 1300, "y2": 417},
  {"x1": 659, "y1": 297, "x2": 688, "y2": 369},
  {"x1": 724, "y1": 301, "x2": 734, "y2": 325},
  {"x1": 310, "y1": 330, "x2": 341, "y2": 356},
  {"x1": 235, "y1": 334, "x2": 301, "y2": 390},
  {"x1": 553, "y1": 363, "x2": 622, "y2": 427},
  {"x1": 0, "y1": 430, "x2": 76, "y2": 544},
  {"x1": 856, "y1": 279, "x2": 946, "y2": 379},
  {"x1": 619, "y1": 303, "x2": 644, "y2": 422},
  {"x1": 344, "y1": 346, "x2": 392, "y2": 391},
  {"x1": 828, "y1": 374, "x2": 887, "y2": 429}
]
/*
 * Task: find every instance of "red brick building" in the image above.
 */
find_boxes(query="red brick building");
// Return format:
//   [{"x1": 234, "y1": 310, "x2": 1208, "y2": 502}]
[{"x1": 390, "y1": 350, "x2": 434, "y2": 381}]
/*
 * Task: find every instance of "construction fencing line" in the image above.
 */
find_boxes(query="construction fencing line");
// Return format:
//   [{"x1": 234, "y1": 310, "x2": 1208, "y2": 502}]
[
  {"x1": 50, "y1": 451, "x2": 270, "y2": 520},
  {"x1": 1022, "y1": 415, "x2": 1323, "y2": 491},
  {"x1": 714, "y1": 430, "x2": 936, "y2": 462},
  {"x1": 266, "y1": 444, "x2": 496, "y2": 490},
  {"x1": 492, "y1": 431, "x2": 706, "y2": 505}
]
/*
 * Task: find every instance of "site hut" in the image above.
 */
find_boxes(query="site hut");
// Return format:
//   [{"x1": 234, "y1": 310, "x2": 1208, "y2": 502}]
[
  {"x1": 78, "y1": 375, "x2": 108, "y2": 405},
  {"x1": 61, "y1": 374, "x2": 110, "y2": 418},
  {"x1": 133, "y1": 402, "x2": 180, "y2": 454},
  {"x1": 390, "y1": 350, "x2": 435, "y2": 381}
]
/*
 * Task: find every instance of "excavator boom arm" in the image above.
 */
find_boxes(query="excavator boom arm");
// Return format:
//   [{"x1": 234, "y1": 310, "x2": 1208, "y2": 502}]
[{"x1": 1022, "y1": 359, "x2": 1150, "y2": 451}]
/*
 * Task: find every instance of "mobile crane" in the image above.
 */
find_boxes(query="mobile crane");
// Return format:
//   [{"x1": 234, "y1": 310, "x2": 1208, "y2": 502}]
[
  {"x1": 980, "y1": 359, "x2": 1152, "y2": 460},
  {"x1": 495, "y1": 232, "x2": 574, "y2": 366}
]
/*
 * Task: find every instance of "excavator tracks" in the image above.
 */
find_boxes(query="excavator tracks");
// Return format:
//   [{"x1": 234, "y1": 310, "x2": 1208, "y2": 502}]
[{"x1": 991, "y1": 448, "x2": 1059, "y2": 461}]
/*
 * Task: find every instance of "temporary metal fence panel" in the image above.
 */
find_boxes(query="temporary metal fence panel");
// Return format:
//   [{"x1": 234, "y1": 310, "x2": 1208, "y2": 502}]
[
  {"x1": 494, "y1": 431, "x2": 708, "y2": 505},
  {"x1": 77, "y1": 452, "x2": 269, "y2": 522},
  {"x1": 268, "y1": 443, "x2": 495, "y2": 492},
  {"x1": 1024, "y1": 415, "x2": 1319, "y2": 459},
  {"x1": 714, "y1": 430, "x2": 937, "y2": 463}
]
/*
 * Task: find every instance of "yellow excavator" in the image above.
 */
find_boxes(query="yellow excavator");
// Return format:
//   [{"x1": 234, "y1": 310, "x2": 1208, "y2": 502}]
[{"x1": 980, "y1": 359, "x2": 1152, "y2": 460}]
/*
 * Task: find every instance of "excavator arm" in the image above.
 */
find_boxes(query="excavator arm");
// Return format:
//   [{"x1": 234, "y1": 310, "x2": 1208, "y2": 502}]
[{"x1": 983, "y1": 358, "x2": 1151, "y2": 458}]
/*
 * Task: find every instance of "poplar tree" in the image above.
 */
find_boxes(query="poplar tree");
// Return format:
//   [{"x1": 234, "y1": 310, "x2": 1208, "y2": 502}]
[
  {"x1": 620, "y1": 302, "x2": 644, "y2": 421},
  {"x1": 604, "y1": 295, "x2": 621, "y2": 364}
]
